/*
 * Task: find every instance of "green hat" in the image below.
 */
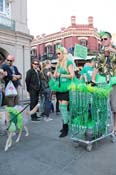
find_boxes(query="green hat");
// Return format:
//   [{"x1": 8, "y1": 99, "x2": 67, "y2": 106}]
[
  {"x1": 99, "y1": 31, "x2": 112, "y2": 38},
  {"x1": 56, "y1": 45, "x2": 67, "y2": 54}
]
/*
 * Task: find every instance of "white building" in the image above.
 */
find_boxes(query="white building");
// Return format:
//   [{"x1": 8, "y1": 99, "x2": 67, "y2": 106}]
[
  {"x1": 112, "y1": 33, "x2": 116, "y2": 46},
  {"x1": 0, "y1": 0, "x2": 33, "y2": 100}
]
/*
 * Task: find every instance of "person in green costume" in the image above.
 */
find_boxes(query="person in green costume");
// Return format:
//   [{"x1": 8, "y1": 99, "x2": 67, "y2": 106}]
[
  {"x1": 92, "y1": 31, "x2": 116, "y2": 134},
  {"x1": 53, "y1": 46, "x2": 75, "y2": 137},
  {"x1": 80, "y1": 57, "x2": 96, "y2": 83}
]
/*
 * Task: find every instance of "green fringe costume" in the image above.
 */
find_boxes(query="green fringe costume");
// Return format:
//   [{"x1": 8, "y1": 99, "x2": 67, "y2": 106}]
[{"x1": 6, "y1": 107, "x2": 23, "y2": 132}]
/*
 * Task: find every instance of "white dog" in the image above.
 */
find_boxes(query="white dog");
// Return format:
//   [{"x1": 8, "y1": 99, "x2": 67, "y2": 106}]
[{"x1": 0, "y1": 105, "x2": 30, "y2": 151}]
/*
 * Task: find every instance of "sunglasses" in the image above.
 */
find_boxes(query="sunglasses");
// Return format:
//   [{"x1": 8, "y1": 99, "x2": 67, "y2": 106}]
[
  {"x1": 101, "y1": 38, "x2": 108, "y2": 42},
  {"x1": 7, "y1": 59, "x2": 13, "y2": 62},
  {"x1": 56, "y1": 52, "x2": 61, "y2": 56},
  {"x1": 33, "y1": 63, "x2": 39, "y2": 65}
]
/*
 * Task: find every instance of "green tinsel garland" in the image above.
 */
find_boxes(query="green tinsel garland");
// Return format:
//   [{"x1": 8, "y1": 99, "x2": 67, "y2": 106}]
[
  {"x1": 109, "y1": 76, "x2": 116, "y2": 86},
  {"x1": 49, "y1": 75, "x2": 115, "y2": 96},
  {"x1": 96, "y1": 74, "x2": 116, "y2": 86},
  {"x1": 69, "y1": 82, "x2": 112, "y2": 97}
]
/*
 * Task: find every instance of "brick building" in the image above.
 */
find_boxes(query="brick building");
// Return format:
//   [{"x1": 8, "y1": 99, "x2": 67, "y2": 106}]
[{"x1": 31, "y1": 16, "x2": 101, "y2": 60}]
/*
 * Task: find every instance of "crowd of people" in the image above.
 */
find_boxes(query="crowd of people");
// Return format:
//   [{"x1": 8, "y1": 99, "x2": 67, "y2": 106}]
[
  {"x1": 25, "y1": 59, "x2": 54, "y2": 122},
  {"x1": 0, "y1": 31, "x2": 116, "y2": 138}
]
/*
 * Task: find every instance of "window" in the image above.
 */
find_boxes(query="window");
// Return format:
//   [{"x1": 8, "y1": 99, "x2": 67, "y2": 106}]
[
  {"x1": 31, "y1": 49, "x2": 37, "y2": 57},
  {"x1": 54, "y1": 43, "x2": 61, "y2": 54},
  {"x1": 5, "y1": 0, "x2": 10, "y2": 16},
  {"x1": 0, "y1": 0, "x2": 10, "y2": 17},
  {"x1": 44, "y1": 47, "x2": 47, "y2": 53},
  {"x1": 0, "y1": 0, "x2": 3, "y2": 12},
  {"x1": 80, "y1": 39, "x2": 88, "y2": 47},
  {"x1": 47, "y1": 45, "x2": 52, "y2": 53}
]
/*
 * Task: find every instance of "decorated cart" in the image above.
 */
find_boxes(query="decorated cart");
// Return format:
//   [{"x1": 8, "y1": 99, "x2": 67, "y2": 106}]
[
  {"x1": 49, "y1": 74, "x2": 116, "y2": 151},
  {"x1": 69, "y1": 79, "x2": 115, "y2": 151}
]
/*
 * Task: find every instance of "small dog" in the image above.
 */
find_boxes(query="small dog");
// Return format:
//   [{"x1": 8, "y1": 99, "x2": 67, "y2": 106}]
[{"x1": 0, "y1": 105, "x2": 30, "y2": 151}]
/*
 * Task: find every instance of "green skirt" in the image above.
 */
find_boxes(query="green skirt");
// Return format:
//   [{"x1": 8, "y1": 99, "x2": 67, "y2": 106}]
[{"x1": 49, "y1": 77, "x2": 80, "y2": 92}]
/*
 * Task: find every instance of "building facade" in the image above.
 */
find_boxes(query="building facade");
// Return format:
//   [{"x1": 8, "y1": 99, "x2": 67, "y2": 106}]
[
  {"x1": 112, "y1": 33, "x2": 116, "y2": 45},
  {"x1": 31, "y1": 16, "x2": 101, "y2": 61},
  {"x1": 0, "y1": 0, "x2": 33, "y2": 100}
]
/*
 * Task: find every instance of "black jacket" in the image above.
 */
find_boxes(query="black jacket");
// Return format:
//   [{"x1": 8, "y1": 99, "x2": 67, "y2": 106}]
[{"x1": 25, "y1": 69, "x2": 41, "y2": 92}]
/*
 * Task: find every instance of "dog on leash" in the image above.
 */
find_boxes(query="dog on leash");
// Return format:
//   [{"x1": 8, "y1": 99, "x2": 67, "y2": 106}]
[{"x1": 0, "y1": 105, "x2": 30, "y2": 151}]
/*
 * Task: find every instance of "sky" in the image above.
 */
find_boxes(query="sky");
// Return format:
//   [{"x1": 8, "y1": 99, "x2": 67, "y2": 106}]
[{"x1": 27, "y1": 0, "x2": 116, "y2": 37}]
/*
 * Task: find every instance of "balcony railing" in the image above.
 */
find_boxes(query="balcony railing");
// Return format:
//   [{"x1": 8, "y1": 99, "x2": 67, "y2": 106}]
[{"x1": 0, "y1": 15, "x2": 15, "y2": 31}]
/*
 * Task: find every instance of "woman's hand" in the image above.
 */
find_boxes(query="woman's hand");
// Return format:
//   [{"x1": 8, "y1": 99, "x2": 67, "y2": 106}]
[
  {"x1": 47, "y1": 71, "x2": 52, "y2": 77},
  {"x1": 56, "y1": 72, "x2": 60, "y2": 78},
  {"x1": 53, "y1": 72, "x2": 60, "y2": 78}
]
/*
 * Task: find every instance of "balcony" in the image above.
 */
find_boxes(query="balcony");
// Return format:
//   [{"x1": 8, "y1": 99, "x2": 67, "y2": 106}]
[{"x1": 0, "y1": 15, "x2": 15, "y2": 31}]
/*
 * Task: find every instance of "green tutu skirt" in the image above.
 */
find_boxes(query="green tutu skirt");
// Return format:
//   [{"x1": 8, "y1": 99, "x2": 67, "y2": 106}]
[{"x1": 49, "y1": 77, "x2": 80, "y2": 92}]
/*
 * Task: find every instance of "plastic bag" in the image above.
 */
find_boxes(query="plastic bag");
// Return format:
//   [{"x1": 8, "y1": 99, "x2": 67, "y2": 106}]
[{"x1": 5, "y1": 81, "x2": 17, "y2": 97}]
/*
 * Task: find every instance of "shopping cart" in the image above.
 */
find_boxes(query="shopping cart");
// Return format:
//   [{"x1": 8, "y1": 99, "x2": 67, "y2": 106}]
[{"x1": 69, "y1": 83, "x2": 115, "y2": 151}]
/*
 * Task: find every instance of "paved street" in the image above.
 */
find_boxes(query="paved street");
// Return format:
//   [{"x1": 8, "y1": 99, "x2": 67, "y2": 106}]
[{"x1": 0, "y1": 112, "x2": 116, "y2": 175}]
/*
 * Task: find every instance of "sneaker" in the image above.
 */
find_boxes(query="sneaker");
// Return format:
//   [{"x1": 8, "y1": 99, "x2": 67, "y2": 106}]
[
  {"x1": 47, "y1": 118, "x2": 53, "y2": 121},
  {"x1": 44, "y1": 117, "x2": 53, "y2": 122},
  {"x1": 31, "y1": 118, "x2": 40, "y2": 122}
]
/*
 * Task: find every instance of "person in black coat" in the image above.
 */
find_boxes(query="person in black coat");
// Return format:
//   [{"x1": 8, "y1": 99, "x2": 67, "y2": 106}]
[{"x1": 25, "y1": 59, "x2": 41, "y2": 121}]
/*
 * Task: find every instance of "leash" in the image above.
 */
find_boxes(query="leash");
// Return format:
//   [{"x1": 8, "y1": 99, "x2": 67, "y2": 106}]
[
  {"x1": 6, "y1": 103, "x2": 30, "y2": 131},
  {"x1": 15, "y1": 103, "x2": 30, "y2": 116}
]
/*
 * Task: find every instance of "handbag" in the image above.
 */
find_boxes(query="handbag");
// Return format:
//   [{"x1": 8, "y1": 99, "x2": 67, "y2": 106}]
[{"x1": 5, "y1": 81, "x2": 17, "y2": 97}]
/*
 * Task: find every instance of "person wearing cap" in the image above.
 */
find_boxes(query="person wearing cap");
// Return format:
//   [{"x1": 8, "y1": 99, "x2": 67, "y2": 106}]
[
  {"x1": 92, "y1": 31, "x2": 116, "y2": 133},
  {"x1": 92, "y1": 31, "x2": 116, "y2": 82}
]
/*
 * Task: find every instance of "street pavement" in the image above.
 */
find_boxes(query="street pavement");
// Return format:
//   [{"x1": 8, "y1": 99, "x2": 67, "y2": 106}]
[{"x1": 0, "y1": 112, "x2": 116, "y2": 175}]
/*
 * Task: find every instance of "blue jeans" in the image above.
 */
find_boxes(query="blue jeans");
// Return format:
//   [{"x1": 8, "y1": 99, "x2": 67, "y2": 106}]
[
  {"x1": 0, "y1": 91, "x2": 2, "y2": 106},
  {"x1": 39, "y1": 94, "x2": 45, "y2": 113},
  {"x1": 43, "y1": 88, "x2": 52, "y2": 117}
]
